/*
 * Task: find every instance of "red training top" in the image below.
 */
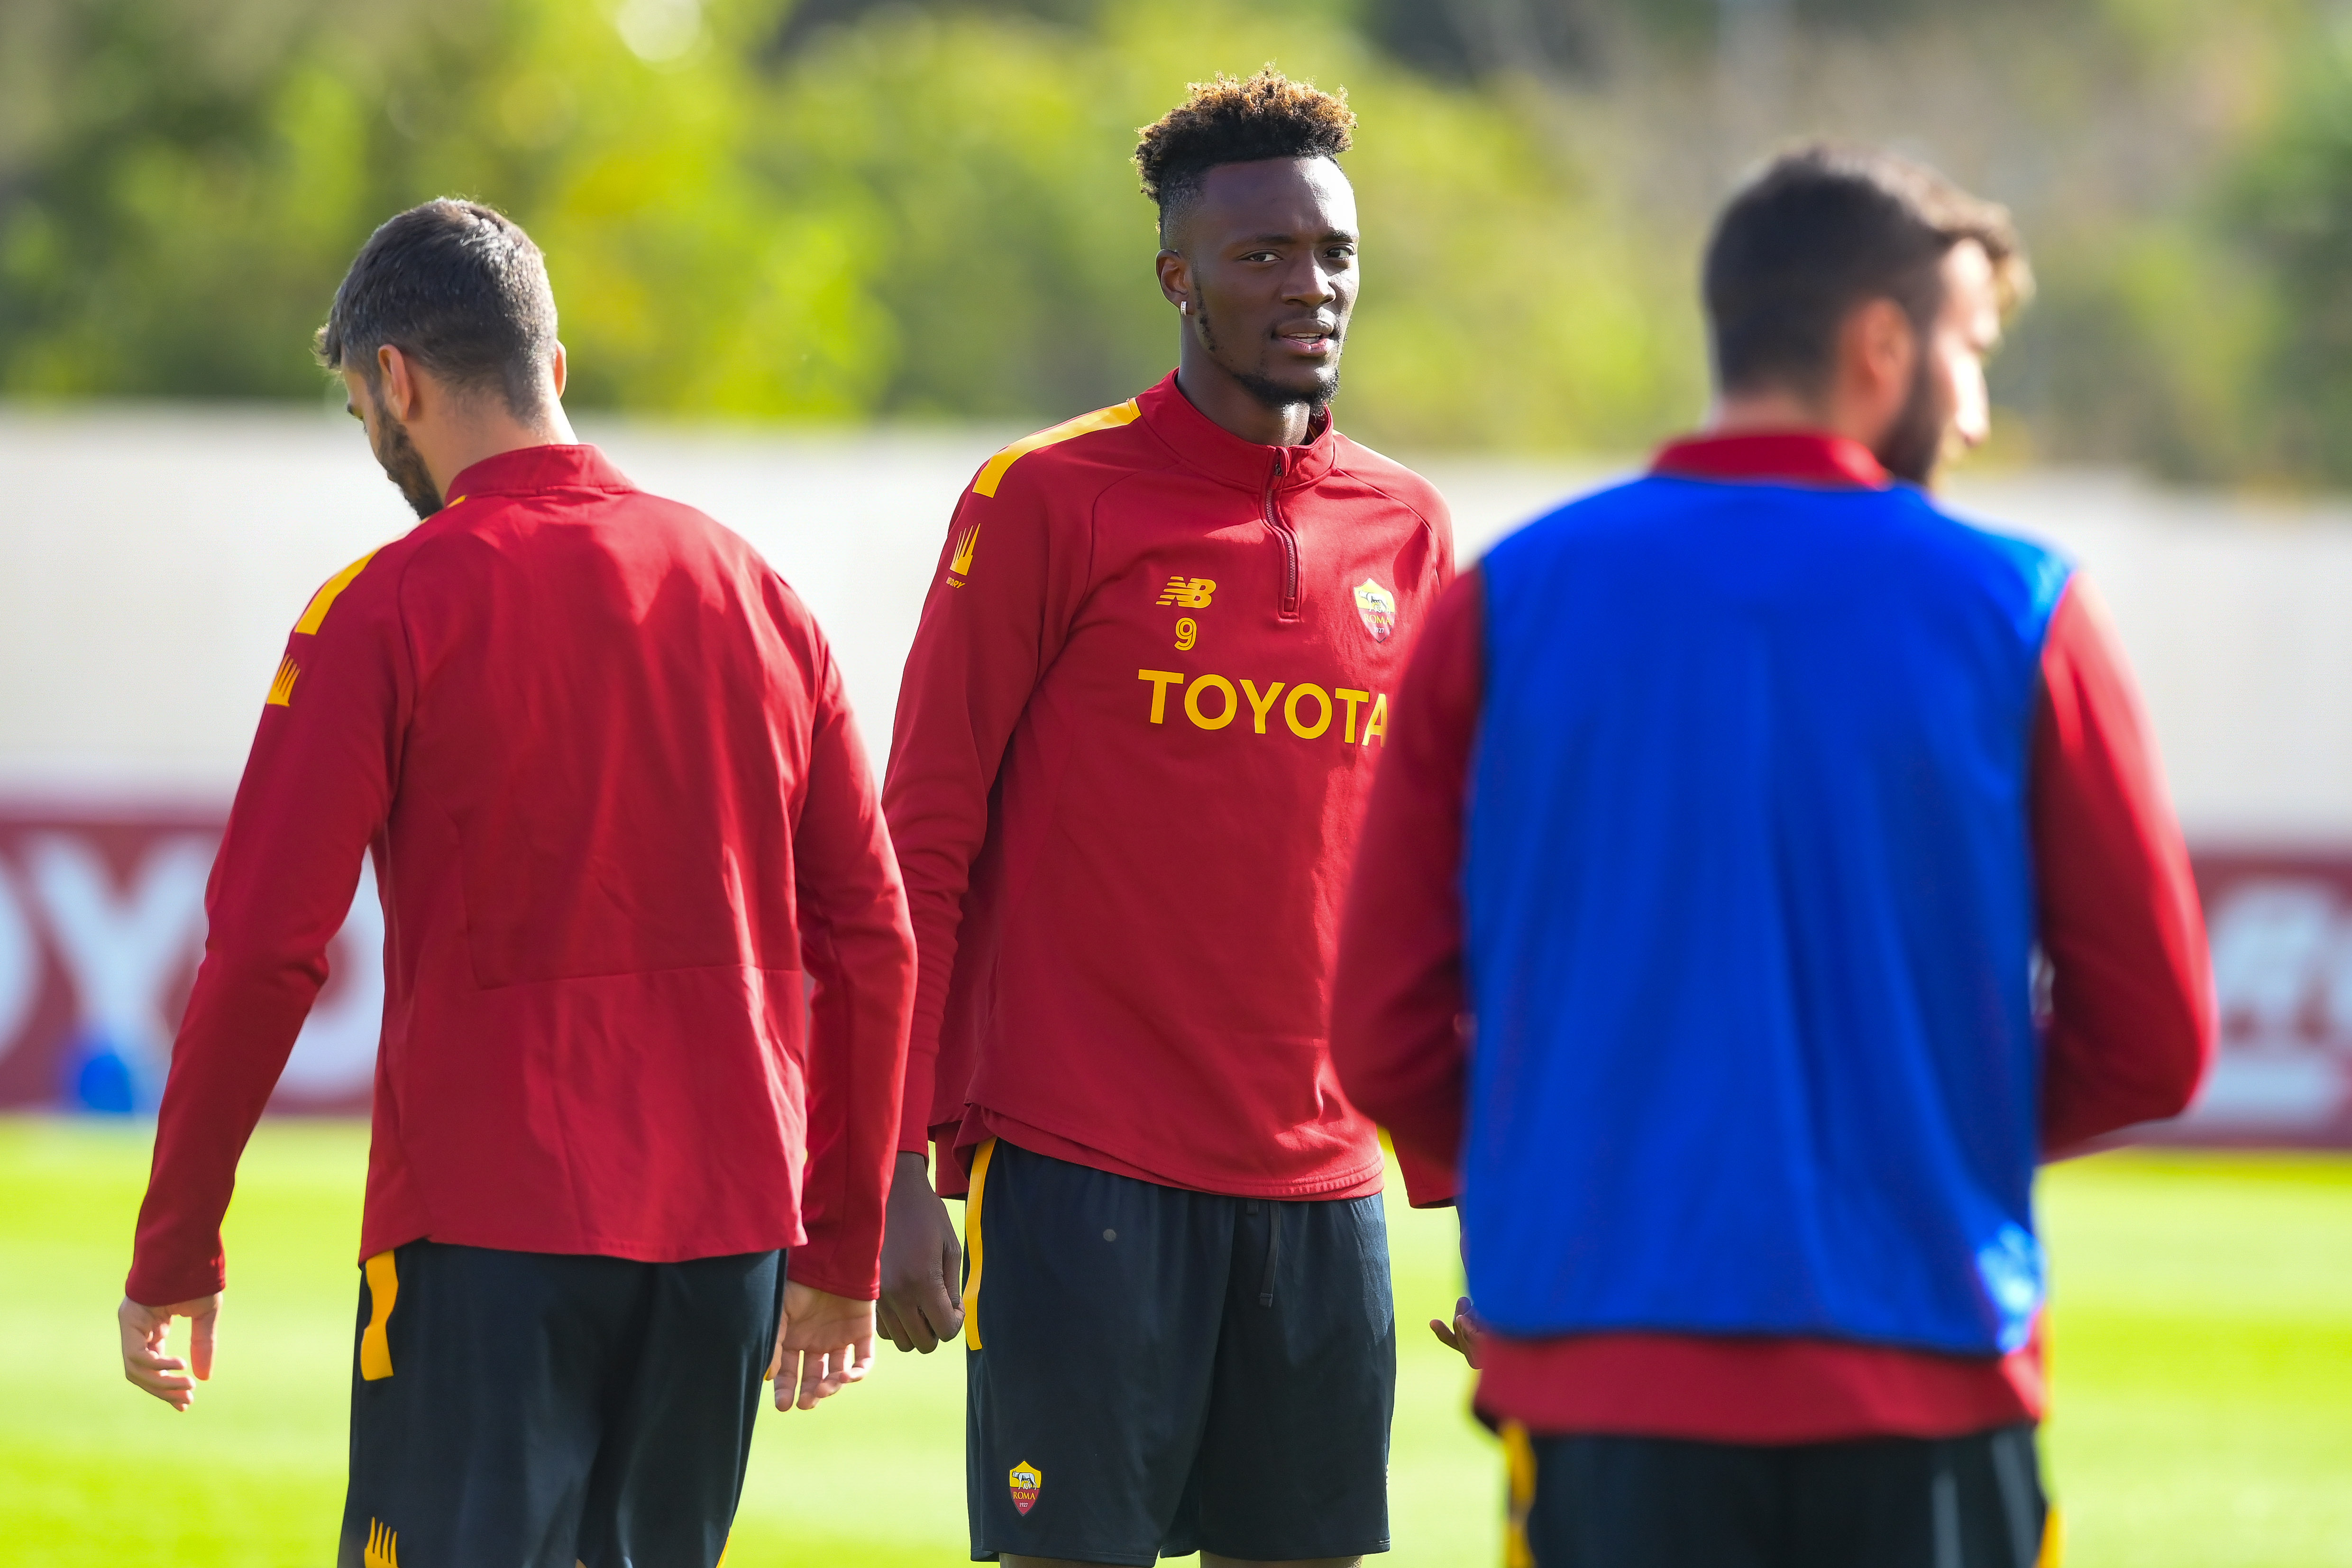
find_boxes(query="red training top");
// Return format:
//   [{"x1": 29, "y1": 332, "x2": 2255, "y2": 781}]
[
  {"x1": 1332, "y1": 431, "x2": 2215, "y2": 1442},
  {"x1": 128, "y1": 445, "x2": 915, "y2": 1307},
  {"x1": 886, "y1": 373, "x2": 1452, "y2": 1199}
]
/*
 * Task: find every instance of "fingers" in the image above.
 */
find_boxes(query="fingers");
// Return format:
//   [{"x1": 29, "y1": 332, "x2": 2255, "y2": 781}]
[
  {"x1": 849, "y1": 1325, "x2": 876, "y2": 1380},
  {"x1": 118, "y1": 1297, "x2": 194, "y2": 1410},
  {"x1": 1428, "y1": 1317, "x2": 1463, "y2": 1352},
  {"x1": 880, "y1": 1290, "x2": 939, "y2": 1354},
  {"x1": 778, "y1": 1336, "x2": 874, "y2": 1411},
  {"x1": 916, "y1": 1275, "x2": 963, "y2": 1351},
  {"x1": 122, "y1": 1342, "x2": 196, "y2": 1407},
  {"x1": 876, "y1": 1297, "x2": 917, "y2": 1354}
]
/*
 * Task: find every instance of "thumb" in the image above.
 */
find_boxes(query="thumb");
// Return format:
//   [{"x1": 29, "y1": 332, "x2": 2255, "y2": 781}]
[
  {"x1": 765, "y1": 1304, "x2": 790, "y2": 1384},
  {"x1": 189, "y1": 1302, "x2": 219, "y2": 1381}
]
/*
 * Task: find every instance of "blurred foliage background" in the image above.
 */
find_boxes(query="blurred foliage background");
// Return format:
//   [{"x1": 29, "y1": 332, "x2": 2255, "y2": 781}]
[{"x1": 3, "y1": 0, "x2": 2351, "y2": 477}]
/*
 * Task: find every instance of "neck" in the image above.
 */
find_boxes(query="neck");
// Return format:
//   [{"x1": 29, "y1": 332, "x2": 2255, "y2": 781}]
[
  {"x1": 1174, "y1": 342, "x2": 1317, "y2": 447},
  {"x1": 1707, "y1": 386, "x2": 1833, "y2": 438},
  {"x1": 421, "y1": 403, "x2": 578, "y2": 497}
]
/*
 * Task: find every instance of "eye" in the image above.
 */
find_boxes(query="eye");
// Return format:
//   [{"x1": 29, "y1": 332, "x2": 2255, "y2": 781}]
[{"x1": 1242, "y1": 250, "x2": 1278, "y2": 264}]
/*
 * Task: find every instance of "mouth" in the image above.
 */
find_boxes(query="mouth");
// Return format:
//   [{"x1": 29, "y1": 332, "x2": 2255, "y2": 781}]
[{"x1": 1275, "y1": 321, "x2": 1341, "y2": 358}]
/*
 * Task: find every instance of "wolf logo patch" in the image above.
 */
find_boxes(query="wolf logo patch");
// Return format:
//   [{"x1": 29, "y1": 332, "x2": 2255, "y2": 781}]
[
  {"x1": 1353, "y1": 578, "x2": 1397, "y2": 643},
  {"x1": 1009, "y1": 1461, "x2": 1043, "y2": 1516}
]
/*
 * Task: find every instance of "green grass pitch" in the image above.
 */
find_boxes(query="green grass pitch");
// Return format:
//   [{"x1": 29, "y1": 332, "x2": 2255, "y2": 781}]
[{"x1": 1, "y1": 1118, "x2": 2348, "y2": 1565}]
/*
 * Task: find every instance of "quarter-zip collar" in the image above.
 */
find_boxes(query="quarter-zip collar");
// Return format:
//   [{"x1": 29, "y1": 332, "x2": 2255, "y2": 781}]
[
  {"x1": 1136, "y1": 370, "x2": 1339, "y2": 494},
  {"x1": 443, "y1": 442, "x2": 638, "y2": 505}
]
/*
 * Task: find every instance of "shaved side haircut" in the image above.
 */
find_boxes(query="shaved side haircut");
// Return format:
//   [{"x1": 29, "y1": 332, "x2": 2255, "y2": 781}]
[{"x1": 1135, "y1": 68, "x2": 1355, "y2": 242}]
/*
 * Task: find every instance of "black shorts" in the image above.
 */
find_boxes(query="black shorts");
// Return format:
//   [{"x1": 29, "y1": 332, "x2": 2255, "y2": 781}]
[
  {"x1": 1505, "y1": 1421, "x2": 2052, "y2": 1568},
  {"x1": 961, "y1": 1138, "x2": 1396, "y2": 1565},
  {"x1": 337, "y1": 1239, "x2": 784, "y2": 1568}
]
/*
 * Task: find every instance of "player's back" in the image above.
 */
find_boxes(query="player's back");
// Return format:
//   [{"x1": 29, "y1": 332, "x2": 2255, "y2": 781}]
[
  {"x1": 311, "y1": 444, "x2": 851, "y2": 1261},
  {"x1": 392, "y1": 467, "x2": 821, "y2": 986},
  {"x1": 1461, "y1": 472, "x2": 2068, "y2": 1357}
]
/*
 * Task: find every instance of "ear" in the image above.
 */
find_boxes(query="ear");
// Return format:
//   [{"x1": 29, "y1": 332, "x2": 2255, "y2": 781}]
[
  {"x1": 377, "y1": 344, "x2": 420, "y2": 422},
  {"x1": 1156, "y1": 248, "x2": 1193, "y2": 315},
  {"x1": 1846, "y1": 297, "x2": 1917, "y2": 406},
  {"x1": 550, "y1": 341, "x2": 568, "y2": 399}
]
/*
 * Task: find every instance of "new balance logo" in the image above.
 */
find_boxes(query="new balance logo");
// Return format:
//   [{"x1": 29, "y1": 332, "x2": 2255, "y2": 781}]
[
  {"x1": 1155, "y1": 577, "x2": 1216, "y2": 608},
  {"x1": 363, "y1": 1519, "x2": 400, "y2": 1568}
]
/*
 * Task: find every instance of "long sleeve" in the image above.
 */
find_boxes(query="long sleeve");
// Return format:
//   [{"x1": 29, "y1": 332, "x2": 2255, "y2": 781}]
[
  {"x1": 881, "y1": 478, "x2": 1084, "y2": 1180},
  {"x1": 786, "y1": 642, "x2": 917, "y2": 1300},
  {"x1": 2032, "y1": 576, "x2": 2216, "y2": 1154},
  {"x1": 127, "y1": 559, "x2": 408, "y2": 1305},
  {"x1": 1331, "y1": 568, "x2": 1484, "y2": 1208}
]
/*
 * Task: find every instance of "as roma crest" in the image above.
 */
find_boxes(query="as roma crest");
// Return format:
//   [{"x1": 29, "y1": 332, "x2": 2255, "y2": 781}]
[
  {"x1": 1353, "y1": 578, "x2": 1397, "y2": 643},
  {"x1": 1009, "y1": 1461, "x2": 1043, "y2": 1516}
]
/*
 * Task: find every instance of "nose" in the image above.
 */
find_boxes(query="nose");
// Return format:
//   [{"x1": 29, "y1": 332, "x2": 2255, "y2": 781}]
[
  {"x1": 1951, "y1": 358, "x2": 1991, "y2": 450},
  {"x1": 1281, "y1": 254, "x2": 1336, "y2": 308}
]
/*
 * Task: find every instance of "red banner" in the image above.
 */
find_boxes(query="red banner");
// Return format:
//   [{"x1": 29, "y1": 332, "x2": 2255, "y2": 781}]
[
  {"x1": 0, "y1": 812, "x2": 2347, "y2": 1141},
  {"x1": 2153, "y1": 854, "x2": 2352, "y2": 1146},
  {"x1": 0, "y1": 811, "x2": 378, "y2": 1114}
]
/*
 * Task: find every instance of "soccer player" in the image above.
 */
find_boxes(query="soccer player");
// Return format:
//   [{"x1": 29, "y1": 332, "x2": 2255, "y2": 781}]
[
  {"x1": 1333, "y1": 146, "x2": 2215, "y2": 1568},
  {"x1": 116, "y1": 200, "x2": 915, "y2": 1568},
  {"x1": 877, "y1": 71, "x2": 1452, "y2": 1568}
]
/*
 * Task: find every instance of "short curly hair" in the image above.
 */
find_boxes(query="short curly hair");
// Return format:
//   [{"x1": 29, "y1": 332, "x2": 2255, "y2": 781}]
[{"x1": 1135, "y1": 68, "x2": 1355, "y2": 239}]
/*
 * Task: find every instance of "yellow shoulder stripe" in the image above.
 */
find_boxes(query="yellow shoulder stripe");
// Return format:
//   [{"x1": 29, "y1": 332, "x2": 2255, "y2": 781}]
[
  {"x1": 971, "y1": 399, "x2": 1140, "y2": 498},
  {"x1": 294, "y1": 550, "x2": 379, "y2": 636}
]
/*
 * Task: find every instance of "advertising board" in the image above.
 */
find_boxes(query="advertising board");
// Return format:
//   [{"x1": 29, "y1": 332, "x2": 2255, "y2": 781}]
[{"x1": 0, "y1": 811, "x2": 2346, "y2": 1143}]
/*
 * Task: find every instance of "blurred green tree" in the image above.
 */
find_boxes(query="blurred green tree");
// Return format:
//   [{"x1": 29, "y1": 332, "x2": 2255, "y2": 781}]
[
  {"x1": 0, "y1": 0, "x2": 2342, "y2": 477},
  {"x1": 0, "y1": 0, "x2": 1698, "y2": 449},
  {"x1": 2233, "y1": 22, "x2": 2352, "y2": 484}
]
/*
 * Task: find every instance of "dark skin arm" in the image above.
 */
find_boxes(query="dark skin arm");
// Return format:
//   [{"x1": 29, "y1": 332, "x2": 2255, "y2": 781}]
[{"x1": 876, "y1": 1150, "x2": 964, "y2": 1352}]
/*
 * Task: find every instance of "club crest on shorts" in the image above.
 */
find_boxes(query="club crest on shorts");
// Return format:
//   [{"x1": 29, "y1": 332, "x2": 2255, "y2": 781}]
[
  {"x1": 1009, "y1": 1460, "x2": 1043, "y2": 1516},
  {"x1": 1353, "y1": 578, "x2": 1397, "y2": 643}
]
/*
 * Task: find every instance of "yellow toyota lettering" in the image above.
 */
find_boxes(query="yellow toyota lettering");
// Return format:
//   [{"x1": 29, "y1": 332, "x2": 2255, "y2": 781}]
[
  {"x1": 1137, "y1": 669, "x2": 1186, "y2": 724},
  {"x1": 1285, "y1": 683, "x2": 1333, "y2": 739},
  {"x1": 1240, "y1": 679, "x2": 1285, "y2": 734},
  {"x1": 1185, "y1": 673, "x2": 1239, "y2": 730},
  {"x1": 1363, "y1": 692, "x2": 1388, "y2": 745},
  {"x1": 1335, "y1": 688, "x2": 1371, "y2": 743}
]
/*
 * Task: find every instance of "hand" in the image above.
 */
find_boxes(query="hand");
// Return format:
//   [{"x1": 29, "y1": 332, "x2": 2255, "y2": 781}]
[
  {"x1": 119, "y1": 1293, "x2": 222, "y2": 1411},
  {"x1": 1429, "y1": 1294, "x2": 1483, "y2": 1369},
  {"x1": 876, "y1": 1151, "x2": 964, "y2": 1353},
  {"x1": 767, "y1": 1282, "x2": 875, "y2": 1411}
]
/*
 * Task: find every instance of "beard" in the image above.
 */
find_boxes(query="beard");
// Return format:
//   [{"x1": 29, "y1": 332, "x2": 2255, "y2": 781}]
[
  {"x1": 1197, "y1": 308, "x2": 1341, "y2": 418},
  {"x1": 369, "y1": 400, "x2": 444, "y2": 519},
  {"x1": 1874, "y1": 349, "x2": 1950, "y2": 485}
]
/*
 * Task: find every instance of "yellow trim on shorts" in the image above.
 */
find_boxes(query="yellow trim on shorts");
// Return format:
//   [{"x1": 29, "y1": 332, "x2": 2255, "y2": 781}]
[
  {"x1": 962, "y1": 1138, "x2": 998, "y2": 1350},
  {"x1": 1502, "y1": 1420, "x2": 1536, "y2": 1568},
  {"x1": 2038, "y1": 1505, "x2": 2064, "y2": 1568},
  {"x1": 359, "y1": 1250, "x2": 399, "y2": 1381}
]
